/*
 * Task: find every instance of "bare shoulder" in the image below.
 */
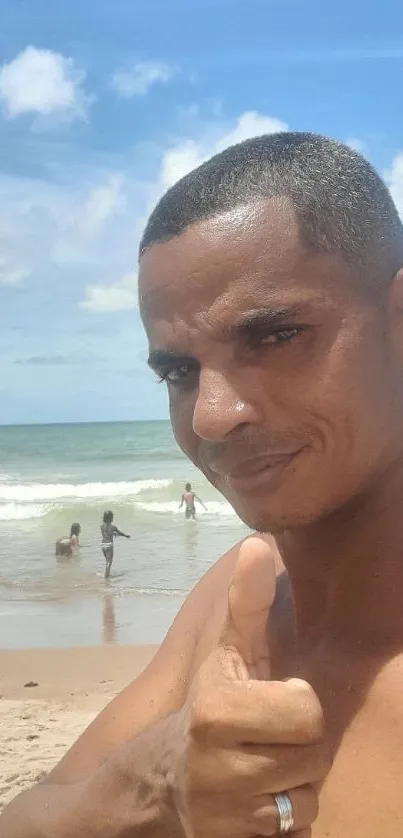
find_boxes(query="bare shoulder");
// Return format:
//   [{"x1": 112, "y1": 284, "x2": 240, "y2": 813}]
[{"x1": 46, "y1": 534, "x2": 284, "y2": 783}]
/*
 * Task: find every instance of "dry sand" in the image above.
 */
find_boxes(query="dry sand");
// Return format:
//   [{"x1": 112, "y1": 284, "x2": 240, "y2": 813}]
[{"x1": 0, "y1": 645, "x2": 156, "y2": 811}]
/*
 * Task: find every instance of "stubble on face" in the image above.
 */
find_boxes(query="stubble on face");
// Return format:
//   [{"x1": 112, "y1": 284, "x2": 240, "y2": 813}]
[{"x1": 139, "y1": 199, "x2": 403, "y2": 532}]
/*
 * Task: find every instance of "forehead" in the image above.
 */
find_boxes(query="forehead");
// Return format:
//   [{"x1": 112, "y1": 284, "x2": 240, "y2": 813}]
[{"x1": 139, "y1": 198, "x2": 355, "y2": 341}]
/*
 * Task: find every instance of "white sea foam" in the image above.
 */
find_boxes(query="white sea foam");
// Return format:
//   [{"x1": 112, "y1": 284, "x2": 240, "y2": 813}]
[
  {"x1": 0, "y1": 473, "x2": 14, "y2": 484},
  {"x1": 120, "y1": 586, "x2": 187, "y2": 597},
  {"x1": 134, "y1": 500, "x2": 237, "y2": 516},
  {"x1": 0, "y1": 479, "x2": 172, "y2": 503},
  {"x1": 0, "y1": 503, "x2": 47, "y2": 521}
]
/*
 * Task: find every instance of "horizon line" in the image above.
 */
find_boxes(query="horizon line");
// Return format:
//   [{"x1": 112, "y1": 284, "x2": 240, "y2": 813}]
[{"x1": 0, "y1": 418, "x2": 170, "y2": 429}]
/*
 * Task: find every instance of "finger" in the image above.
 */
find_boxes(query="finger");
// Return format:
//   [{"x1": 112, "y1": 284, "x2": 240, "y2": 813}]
[
  {"x1": 252, "y1": 785, "x2": 318, "y2": 836},
  {"x1": 189, "y1": 741, "x2": 329, "y2": 795},
  {"x1": 219, "y1": 536, "x2": 276, "y2": 666},
  {"x1": 243, "y1": 741, "x2": 329, "y2": 792},
  {"x1": 207, "y1": 786, "x2": 317, "y2": 837},
  {"x1": 192, "y1": 678, "x2": 325, "y2": 746}
]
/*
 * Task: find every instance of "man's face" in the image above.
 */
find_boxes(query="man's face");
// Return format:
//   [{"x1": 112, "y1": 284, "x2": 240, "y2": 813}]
[{"x1": 139, "y1": 199, "x2": 403, "y2": 532}]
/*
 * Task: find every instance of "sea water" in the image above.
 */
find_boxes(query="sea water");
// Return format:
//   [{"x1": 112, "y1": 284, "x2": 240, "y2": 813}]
[{"x1": 0, "y1": 421, "x2": 247, "y2": 648}]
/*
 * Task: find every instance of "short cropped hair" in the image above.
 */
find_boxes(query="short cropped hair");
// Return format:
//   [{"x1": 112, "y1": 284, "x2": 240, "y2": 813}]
[{"x1": 140, "y1": 132, "x2": 403, "y2": 290}]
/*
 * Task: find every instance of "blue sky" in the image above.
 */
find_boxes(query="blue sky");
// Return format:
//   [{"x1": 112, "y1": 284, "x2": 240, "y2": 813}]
[{"x1": 1, "y1": 0, "x2": 403, "y2": 425}]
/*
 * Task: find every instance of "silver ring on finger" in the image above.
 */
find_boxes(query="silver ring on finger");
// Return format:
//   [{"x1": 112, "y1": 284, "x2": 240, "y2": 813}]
[{"x1": 274, "y1": 792, "x2": 294, "y2": 834}]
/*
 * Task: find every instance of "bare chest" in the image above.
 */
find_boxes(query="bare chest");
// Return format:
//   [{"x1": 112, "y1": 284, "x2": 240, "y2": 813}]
[{"x1": 312, "y1": 656, "x2": 403, "y2": 837}]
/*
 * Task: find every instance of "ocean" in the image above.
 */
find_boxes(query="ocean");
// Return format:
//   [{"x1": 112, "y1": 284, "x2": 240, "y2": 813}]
[{"x1": 0, "y1": 421, "x2": 247, "y2": 649}]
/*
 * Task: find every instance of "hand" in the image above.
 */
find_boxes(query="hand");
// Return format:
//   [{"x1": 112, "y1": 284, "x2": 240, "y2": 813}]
[
  {"x1": 126, "y1": 534, "x2": 131, "y2": 539},
  {"x1": 172, "y1": 537, "x2": 329, "y2": 837}
]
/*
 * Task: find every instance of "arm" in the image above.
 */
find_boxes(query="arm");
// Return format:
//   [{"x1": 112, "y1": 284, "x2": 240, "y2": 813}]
[
  {"x1": 0, "y1": 723, "x2": 182, "y2": 837},
  {"x1": 195, "y1": 495, "x2": 207, "y2": 510},
  {"x1": 112, "y1": 525, "x2": 130, "y2": 539},
  {"x1": 0, "y1": 541, "x2": 242, "y2": 838},
  {"x1": 179, "y1": 495, "x2": 184, "y2": 509}
]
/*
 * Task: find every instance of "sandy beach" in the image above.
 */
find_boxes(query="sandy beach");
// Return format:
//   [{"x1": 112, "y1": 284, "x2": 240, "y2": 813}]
[{"x1": 0, "y1": 645, "x2": 156, "y2": 811}]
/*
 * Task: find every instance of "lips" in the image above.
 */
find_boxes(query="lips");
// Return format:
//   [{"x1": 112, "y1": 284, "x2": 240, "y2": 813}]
[{"x1": 209, "y1": 452, "x2": 299, "y2": 493}]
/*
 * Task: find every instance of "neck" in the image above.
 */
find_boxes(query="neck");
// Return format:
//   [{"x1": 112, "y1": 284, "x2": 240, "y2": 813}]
[{"x1": 276, "y1": 457, "x2": 403, "y2": 657}]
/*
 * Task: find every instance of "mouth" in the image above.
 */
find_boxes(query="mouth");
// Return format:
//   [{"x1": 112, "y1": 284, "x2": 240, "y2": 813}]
[{"x1": 210, "y1": 452, "x2": 300, "y2": 494}]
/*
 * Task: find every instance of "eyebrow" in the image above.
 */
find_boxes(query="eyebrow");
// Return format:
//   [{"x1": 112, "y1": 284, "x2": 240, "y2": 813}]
[
  {"x1": 147, "y1": 305, "x2": 303, "y2": 371},
  {"x1": 148, "y1": 349, "x2": 195, "y2": 373},
  {"x1": 226, "y1": 305, "x2": 303, "y2": 340}
]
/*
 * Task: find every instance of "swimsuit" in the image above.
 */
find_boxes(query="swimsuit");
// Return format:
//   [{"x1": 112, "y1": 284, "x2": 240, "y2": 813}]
[{"x1": 101, "y1": 522, "x2": 116, "y2": 552}]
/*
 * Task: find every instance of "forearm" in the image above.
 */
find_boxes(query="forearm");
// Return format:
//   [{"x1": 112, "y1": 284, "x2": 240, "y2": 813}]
[{"x1": 0, "y1": 716, "x2": 184, "y2": 838}]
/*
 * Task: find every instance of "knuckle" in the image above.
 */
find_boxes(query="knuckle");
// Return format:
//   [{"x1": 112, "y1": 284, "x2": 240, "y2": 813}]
[
  {"x1": 302, "y1": 783, "x2": 320, "y2": 823},
  {"x1": 189, "y1": 701, "x2": 225, "y2": 742},
  {"x1": 189, "y1": 688, "x2": 236, "y2": 743},
  {"x1": 189, "y1": 697, "x2": 214, "y2": 738},
  {"x1": 232, "y1": 751, "x2": 267, "y2": 783},
  {"x1": 290, "y1": 783, "x2": 320, "y2": 829},
  {"x1": 315, "y1": 744, "x2": 332, "y2": 781},
  {"x1": 283, "y1": 743, "x2": 329, "y2": 787},
  {"x1": 256, "y1": 745, "x2": 320, "y2": 792},
  {"x1": 288, "y1": 679, "x2": 325, "y2": 743},
  {"x1": 306, "y1": 709, "x2": 325, "y2": 745},
  {"x1": 291, "y1": 742, "x2": 330, "y2": 785}
]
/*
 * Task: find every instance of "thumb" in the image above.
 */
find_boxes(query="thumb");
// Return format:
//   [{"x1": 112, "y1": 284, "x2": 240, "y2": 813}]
[{"x1": 219, "y1": 536, "x2": 276, "y2": 670}]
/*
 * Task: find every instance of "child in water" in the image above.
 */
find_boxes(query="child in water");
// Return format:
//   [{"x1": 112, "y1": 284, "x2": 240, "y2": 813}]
[
  {"x1": 55, "y1": 523, "x2": 81, "y2": 556},
  {"x1": 179, "y1": 483, "x2": 207, "y2": 519},
  {"x1": 101, "y1": 510, "x2": 130, "y2": 579}
]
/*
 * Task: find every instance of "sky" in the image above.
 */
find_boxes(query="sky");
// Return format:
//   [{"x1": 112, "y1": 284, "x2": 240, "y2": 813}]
[{"x1": 1, "y1": 0, "x2": 403, "y2": 425}]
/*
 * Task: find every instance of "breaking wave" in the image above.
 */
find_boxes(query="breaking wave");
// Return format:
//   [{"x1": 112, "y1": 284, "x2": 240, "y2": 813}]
[{"x1": 0, "y1": 479, "x2": 172, "y2": 504}]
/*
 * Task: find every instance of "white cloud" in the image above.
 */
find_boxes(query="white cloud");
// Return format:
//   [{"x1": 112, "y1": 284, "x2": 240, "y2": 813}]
[
  {"x1": 160, "y1": 141, "x2": 204, "y2": 191},
  {"x1": 0, "y1": 173, "x2": 62, "y2": 285},
  {"x1": 215, "y1": 112, "x2": 288, "y2": 153},
  {"x1": 160, "y1": 110, "x2": 289, "y2": 191},
  {"x1": 81, "y1": 272, "x2": 138, "y2": 312},
  {"x1": 0, "y1": 259, "x2": 31, "y2": 286},
  {"x1": 67, "y1": 174, "x2": 125, "y2": 240},
  {"x1": 385, "y1": 153, "x2": 403, "y2": 219},
  {"x1": 0, "y1": 168, "x2": 129, "y2": 286},
  {"x1": 80, "y1": 109, "x2": 290, "y2": 312},
  {"x1": 112, "y1": 60, "x2": 175, "y2": 97},
  {"x1": 0, "y1": 108, "x2": 288, "y2": 303},
  {"x1": 0, "y1": 46, "x2": 87, "y2": 120},
  {"x1": 346, "y1": 137, "x2": 367, "y2": 154}
]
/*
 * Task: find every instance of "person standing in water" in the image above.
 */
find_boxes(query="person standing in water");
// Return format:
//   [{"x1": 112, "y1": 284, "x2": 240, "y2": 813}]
[
  {"x1": 100, "y1": 511, "x2": 130, "y2": 579},
  {"x1": 179, "y1": 483, "x2": 207, "y2": 519},
  {"x1": 55, "y1": 522, "x2": 81, "y2": 556}
]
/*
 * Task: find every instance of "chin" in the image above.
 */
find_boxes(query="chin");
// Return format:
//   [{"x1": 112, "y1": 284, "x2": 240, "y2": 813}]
[{"x1": 226, "y1": 490, "x2": 336, "y2": 534}]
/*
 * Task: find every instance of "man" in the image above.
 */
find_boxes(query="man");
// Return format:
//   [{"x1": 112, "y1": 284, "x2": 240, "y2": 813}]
[
  {"x1": 3, "y1": 132, "x2": 403, "y2": 836},
  {"x1": 179, "y1": 482, "x2": 207, "y2": 518}
]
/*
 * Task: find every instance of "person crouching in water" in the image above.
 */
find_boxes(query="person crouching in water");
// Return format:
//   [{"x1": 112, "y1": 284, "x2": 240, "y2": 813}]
[
  {"x1": 101, "y1": 510, "x2": 130, "y2": 579},
  {"x1": 55, "y1": 523, "x2": 81, "y2": 557}
]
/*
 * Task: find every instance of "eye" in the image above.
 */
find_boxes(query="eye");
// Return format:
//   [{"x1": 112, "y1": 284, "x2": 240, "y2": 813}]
[
  {"x1": 256, "y1": 326, "x2": 303, "y2": 347},
  {"x1": 158, "y1": 362, "x2": 198, "y2": 385}
]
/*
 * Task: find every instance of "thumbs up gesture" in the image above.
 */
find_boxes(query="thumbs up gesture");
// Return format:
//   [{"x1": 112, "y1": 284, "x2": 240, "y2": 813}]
[{"x1": 173, "y1": 537, "x2": 329, "y2": 837}]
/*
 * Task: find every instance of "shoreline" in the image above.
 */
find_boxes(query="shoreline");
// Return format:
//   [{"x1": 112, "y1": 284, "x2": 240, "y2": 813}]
[{"x1": 0, "y1": 645, "x2": 157, "y2": 810}]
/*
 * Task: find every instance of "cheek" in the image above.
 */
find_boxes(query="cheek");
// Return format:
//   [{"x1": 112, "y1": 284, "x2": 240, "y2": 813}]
[
  {"x1": 169, "y1": 390, "x2": 199, "y2": 462},
  {"x1": 299, "y1": 346, "x2": 400, "y2": 471}
]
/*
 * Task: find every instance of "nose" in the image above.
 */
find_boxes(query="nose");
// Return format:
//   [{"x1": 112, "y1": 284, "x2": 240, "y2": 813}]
[{"x1": 192, "y1": 367, "x2": 262, "y2": 441}]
